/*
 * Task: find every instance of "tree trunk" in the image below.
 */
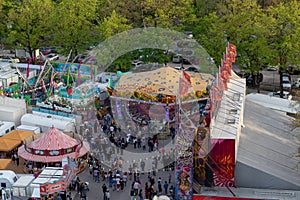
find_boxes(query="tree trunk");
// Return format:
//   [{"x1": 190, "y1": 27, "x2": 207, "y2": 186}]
[{"x1": 279, "y1": 67, "x2": 283, "y2": 98}]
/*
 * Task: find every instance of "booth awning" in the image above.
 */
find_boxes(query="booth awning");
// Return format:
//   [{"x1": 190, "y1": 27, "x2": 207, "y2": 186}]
[
  {"x1": 0, "y1": 159, "x2": 12, "y2": 169},
  {"x1": 2, "y1": 130, "x2": 35, "y2": 142},
  {"x1": 0, "y1": 138, "x2": 21, "y2": 151}
]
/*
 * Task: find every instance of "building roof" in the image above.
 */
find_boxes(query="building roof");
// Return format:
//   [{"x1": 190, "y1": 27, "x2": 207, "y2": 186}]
[
  {"x1": 237, "y1": 100, "x2": 300, "y2": 188},
  {"x1": 210, "y1": 71, "x2": 246, "y2": 139}
]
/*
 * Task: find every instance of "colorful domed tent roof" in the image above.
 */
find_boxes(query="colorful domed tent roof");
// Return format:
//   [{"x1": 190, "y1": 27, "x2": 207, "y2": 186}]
[{"x1": 28, "y1": 126, "x2": 78, "y2": 151}]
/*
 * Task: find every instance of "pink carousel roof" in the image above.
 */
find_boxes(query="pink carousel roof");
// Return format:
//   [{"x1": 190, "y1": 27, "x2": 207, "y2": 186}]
[
  {"x1": 18, "y1": 141, "x2": 90, "y2": 163},
  {"x1": 28, "y1": 126, "x2": 78, "y2": 151}
]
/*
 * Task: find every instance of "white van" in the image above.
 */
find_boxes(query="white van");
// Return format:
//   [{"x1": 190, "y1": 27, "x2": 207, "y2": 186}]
[
  {"x1": 0, "y1": 121, "x2": 15, "y2": 137},
  {"x1": 0, "y1": 170, "x2": 18, "y2": 188},
  {"x1": 16, "y1": 125, "x2": 41, "y2": 134}
]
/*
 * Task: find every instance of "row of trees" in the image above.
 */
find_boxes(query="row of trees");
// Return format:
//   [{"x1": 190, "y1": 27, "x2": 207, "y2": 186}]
[{"x1": 0, "y1": 0, "x2": 299, "y2": 76}]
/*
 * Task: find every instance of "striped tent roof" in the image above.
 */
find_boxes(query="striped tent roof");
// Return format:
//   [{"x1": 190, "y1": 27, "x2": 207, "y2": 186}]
[
  {"x1": 28, "y1": 126, "x2": 78, "y2": 151},
  {"x1": 18, "y1": 141, "x2": 90, "y2": 163}
]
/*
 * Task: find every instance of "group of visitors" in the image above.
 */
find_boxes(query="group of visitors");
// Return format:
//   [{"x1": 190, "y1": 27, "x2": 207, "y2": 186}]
[{"x1": 82, "y1": 153, "x2": 176, "y2": 200}]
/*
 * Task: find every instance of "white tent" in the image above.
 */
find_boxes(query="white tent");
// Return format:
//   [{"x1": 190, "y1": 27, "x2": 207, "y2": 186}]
[
  {"x1": 246, "y1": 93, "x2": 300, "y2": 114},
  {"x1": 21, "y1": 113, "x2": 75, "y2": 132},
  {"x1": 235, "y1": 100, "x2": 300, "y2": 190}
]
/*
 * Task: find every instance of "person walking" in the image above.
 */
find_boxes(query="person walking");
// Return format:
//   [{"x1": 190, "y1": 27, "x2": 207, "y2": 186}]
[
  {"x1": 76, "y1": 177, "x2": 81, "y2": 194},
  {"x1": 168, "y1": 173, "x2": 172, "y2": 184},
  {"x1": 158, "y1": 181, "x2": 162, "y2": 194},
  {"x1": 130, "y1": 189, "x2": 135, "y2": 200},
  {"x1": 164, "y1": 181, "x2": 169, "y2": 195},
  {"x1": 140, "y1": 160, "x2": 145, "y2": 173},
  {"x1": 105, "y1": 189, "x2": 110, "y2": 200},
  {"x1": 102, "y1": 183, "x2": 107, "y2": 200},
  {"x1": 138, "y1": 189, "x2": 143, "y2": 200}
]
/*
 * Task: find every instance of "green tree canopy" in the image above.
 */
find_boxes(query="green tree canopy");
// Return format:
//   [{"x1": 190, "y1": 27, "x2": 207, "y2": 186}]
[
  {"x1": 6, "y1": 0, "x2": 55, "y2": 57},
  {"x1": 99, "y1": 10, "x2": 132, "y2": 39},
  {"x1": 51, "y1": 0, "x2": 101, "y2": 56}
]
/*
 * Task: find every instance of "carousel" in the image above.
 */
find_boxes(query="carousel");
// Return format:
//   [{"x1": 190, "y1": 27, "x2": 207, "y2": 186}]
[{"x1": 18, "y1": 126, "x2": 90, "y2": 167}]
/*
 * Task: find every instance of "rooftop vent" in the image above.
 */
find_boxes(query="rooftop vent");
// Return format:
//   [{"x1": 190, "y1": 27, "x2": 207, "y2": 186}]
[
  {"x1": 232, "y1": 93, "x2": 240, "y2": 101},
  {"x1": 226, "y1": 119, "x2": 236, "y2": 124},
  {"x1": 229, "y1": 109, "x2": 238, "y2": 114}
]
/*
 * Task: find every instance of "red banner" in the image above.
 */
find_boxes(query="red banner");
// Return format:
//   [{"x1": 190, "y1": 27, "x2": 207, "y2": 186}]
[{"x1": 210, "y1": 139, "x2": 235, "y2": 187}]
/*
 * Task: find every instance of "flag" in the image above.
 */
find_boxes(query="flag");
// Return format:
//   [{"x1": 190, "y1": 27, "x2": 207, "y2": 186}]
[
  {"x1": 78, "y1": 62, "x2": 81, "y2": 86},
  {"x1": 50, "y1": 72, "x2": 59, "y2": 88},
  {"x1": 217, "y1": 73, "x2": 226, "y2": 91},
  {"x1": 222, "y1": 58, "x2": 232, "y2": 76},
  {"x1": 182, "y1": 70, "x2": 191, "y2": 84},
  {"x1": 67, "y1": 67, "x2": 71, "y2": 86},
  {"x1": 228, "y1": 43, "x2": 237, "y2": 63},
  {"x1": 212, "y1": 84, "x2": 222, "y2": 102},
  {"x1": 179, "y1": 71, "x2": 192, "y2": 96},
  {"x1": 26, "y1": 62, "x2": 30, "y2": 78},
  {"x1": 225, "y1": 48, "x2": 233, "y2": 63}
]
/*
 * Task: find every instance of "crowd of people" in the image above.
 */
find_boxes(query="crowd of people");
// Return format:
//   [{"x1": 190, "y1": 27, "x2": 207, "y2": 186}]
[
  {"x1": 77, "y1": 105, "x2": 178, "y2": 199},
  {"x1": 75, "y1": 154, "x2": 176, "y2": 200}
]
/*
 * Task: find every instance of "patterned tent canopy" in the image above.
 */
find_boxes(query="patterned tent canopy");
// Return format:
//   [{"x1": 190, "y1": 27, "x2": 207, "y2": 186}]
[
  {"x1": 2, "y1": 130, "x2": 34, "y2": 142},
  {"x1": 0, "y1": 159, "x2": 12, "y2": 170},
  {"x1": 0, "y1": 138, "x2": 21, "y2": 152},
  {"x1": 114, "y1": 66, "x2": 214, "y2": 98},
  {"x1": 28, "y1": 126, "x2": 78, "y2": 151}
]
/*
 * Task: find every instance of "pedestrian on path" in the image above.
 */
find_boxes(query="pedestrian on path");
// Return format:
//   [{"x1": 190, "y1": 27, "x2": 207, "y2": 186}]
[
  {"x1": 102, "y1": 183, "x2": 107, "y2": 200},
  {"x1": 138, "y1": 189, "x2": 143, "y2": 200},
  {"x1": 105, "y1": 189, "x2": 110, "y2": 200},
  {"x1": 164, "y1": 181, "x2": 169, "y2": 195}
]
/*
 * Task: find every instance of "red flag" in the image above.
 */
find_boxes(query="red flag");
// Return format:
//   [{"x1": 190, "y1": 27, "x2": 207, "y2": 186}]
[
  {"x1": 179, "y1": 71, "x2": 192, "y2": 96},
  {"x1": 228, "y1": 43, "x2": 236, "y2": 55},
  {"x1": 217, "y1": 73, "x2": 226, "y2": 91},
  {"x1": 27, "y1": 62, "x2": 30, "y2": 78},
  {"x1": 228, "y1": 43, "x2": 237, "y2": 63},
  {"x1": 212, "y1": 85, "x2": 222, "y2": 101},
  {"x1": 224, "y1": 50, "x2": 233, "y2": 63},
  {"x1": 222, "y1": 59, "x2": 232, "y2": 75},
  {"x1": 182, "y1": 70, "x2": 191, "y2": 84}
]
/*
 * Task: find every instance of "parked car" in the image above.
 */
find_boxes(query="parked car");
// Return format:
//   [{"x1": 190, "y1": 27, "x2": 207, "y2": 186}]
[
  {"x1": 184, "y1": 66, "x2": 200, "y2": 73},
  {"x1": 46, "y1": 53, "x2": 59, "y2": 61},
  {"x1": 174, "y1": 66, "x2": 185, "y2": 70},
  {"x1": 172, "y1": 55, "x2": 182, "y2": 63},
  {"x1": 293, "y1": 78, "x2": 300, "y2": 88},
  {"x1": 268, "y1": 91, "x2": 292, "y2": 99},
  {"x1": 40, "y1": 47, "x2": 57, "y2": 55},
  {"x1": 131, "y1": 60, "x2": 143, "y2": 67},
  {"x1": 282, "y1": 79, "x2": 292, "y2": 90},
  {"x1": 282, "y1": 73, "x2": 291, "y2": 81},
  {"x1": 266, "y1": 66, "x2": 278, "y2": 71}
]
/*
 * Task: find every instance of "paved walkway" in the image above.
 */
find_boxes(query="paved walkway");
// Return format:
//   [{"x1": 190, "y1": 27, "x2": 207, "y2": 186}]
[{"x1": 72, "y1": 167, "x2": 175, "y2": 200}]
